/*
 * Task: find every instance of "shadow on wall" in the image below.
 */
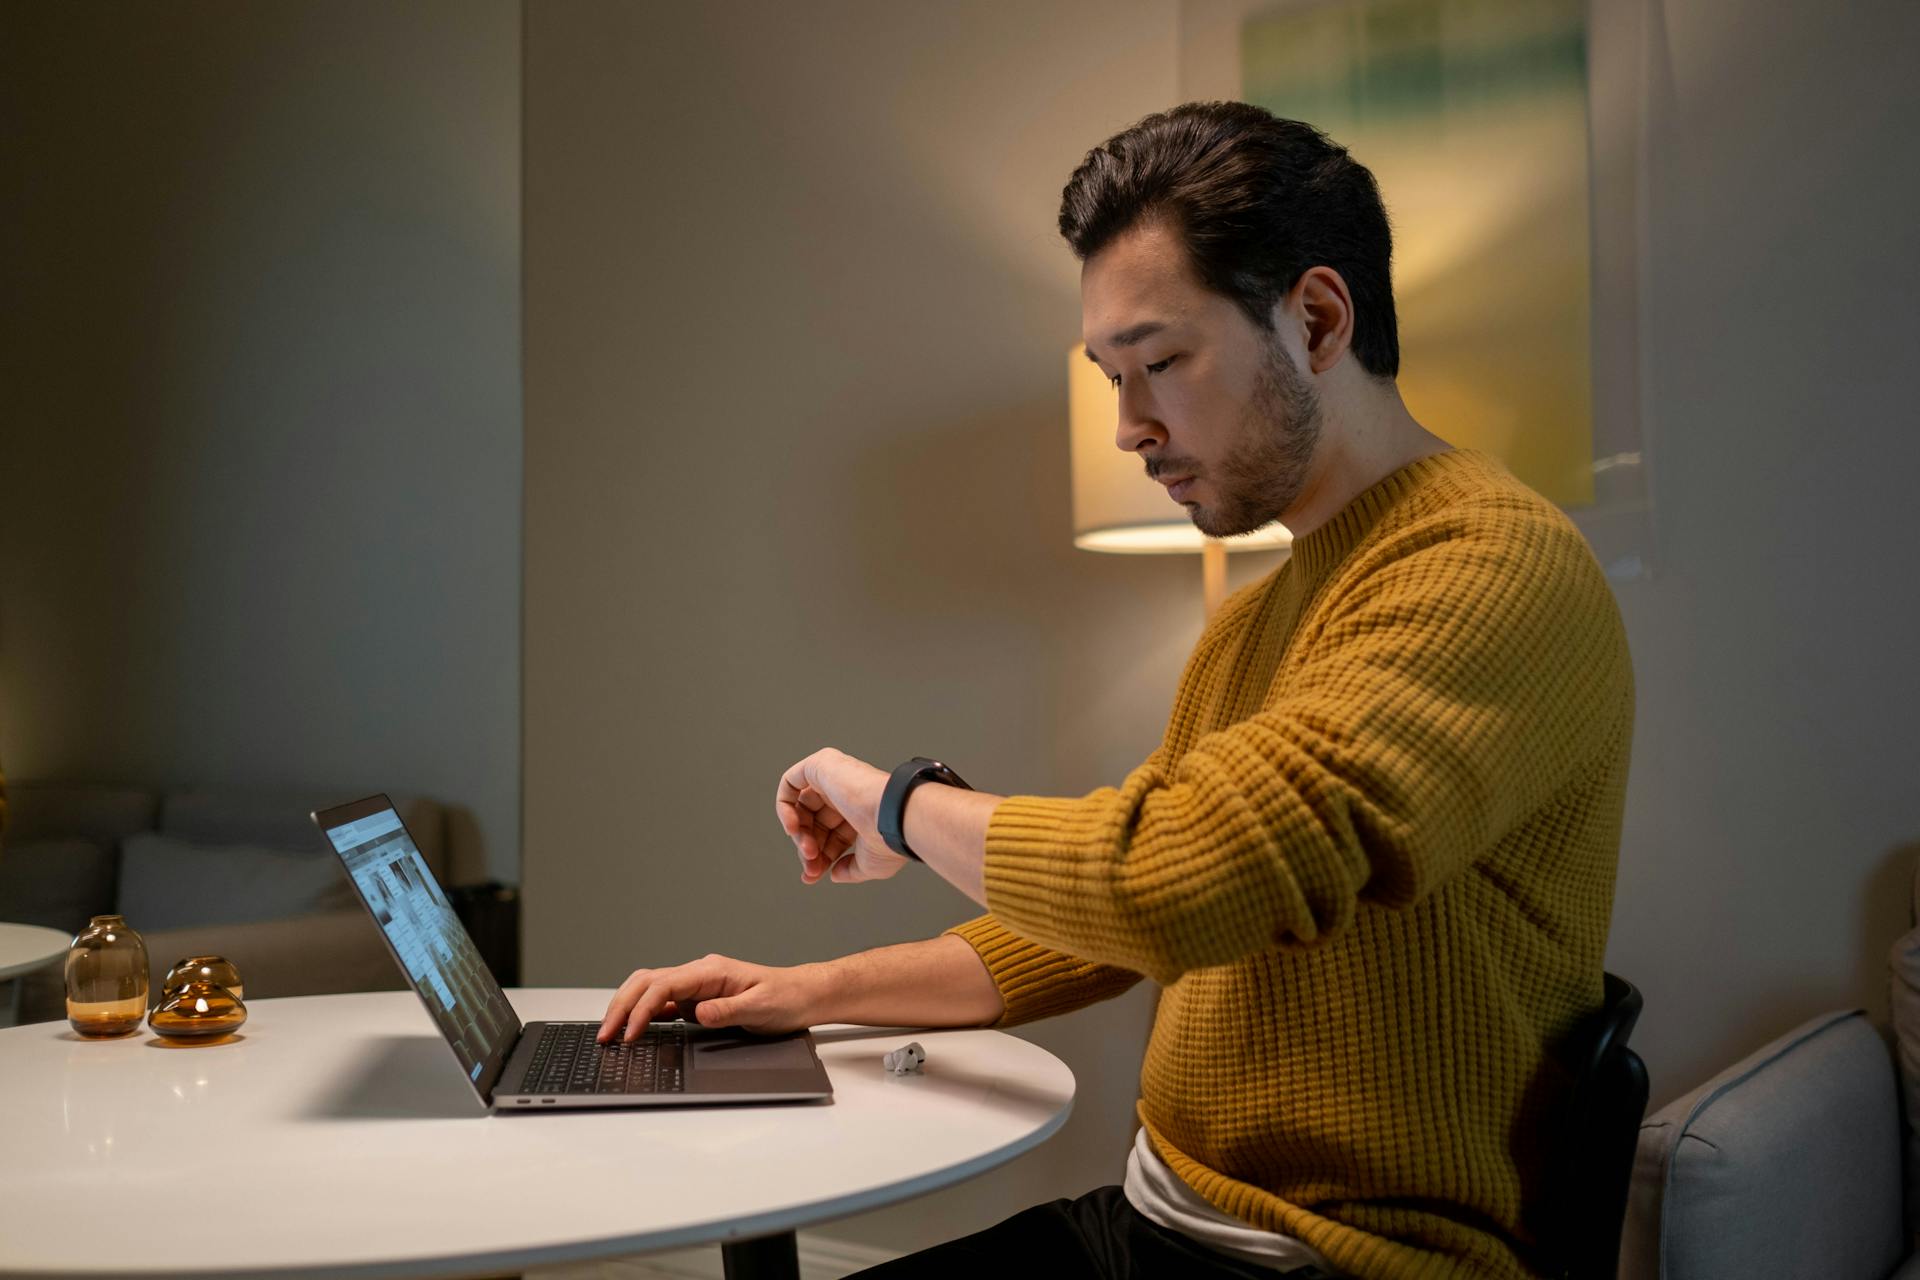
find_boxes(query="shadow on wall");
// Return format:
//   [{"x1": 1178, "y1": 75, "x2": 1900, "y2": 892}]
[
  {"x1": 1860, "y1": 841, "x2": 1920, "y2": 1022},
  {"x1": 1668, "y1": 838, "x2": 1918, "y2": 1104},
  {"x1": 0, "y1": 5, "x2": 520, "y2": 880}
]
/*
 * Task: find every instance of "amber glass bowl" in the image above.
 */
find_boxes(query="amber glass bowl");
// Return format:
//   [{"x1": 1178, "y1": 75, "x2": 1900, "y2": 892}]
[
  {"x1": 162, "y1": 955, "x2": 245, "y2": 1004},
  {"x1": 148, "y1": 980, "x2": 248, "y2": 1042}
]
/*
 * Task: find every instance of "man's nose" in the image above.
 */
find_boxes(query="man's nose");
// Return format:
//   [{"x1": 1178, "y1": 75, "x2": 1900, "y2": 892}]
[{"x1": 1114, "y1": 382, "x2": 1166, "y2": 454}]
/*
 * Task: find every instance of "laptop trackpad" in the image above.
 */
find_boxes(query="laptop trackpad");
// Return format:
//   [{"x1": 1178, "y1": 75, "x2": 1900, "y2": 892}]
[{"x1": 691, "y1": 1036, "x2": 814, "y2": 1071}]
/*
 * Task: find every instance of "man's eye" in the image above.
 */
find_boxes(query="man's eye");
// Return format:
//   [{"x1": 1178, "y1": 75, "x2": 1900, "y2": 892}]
[{"x1": 1111, "y1": 356, "x2": 1176, "y2": 389}]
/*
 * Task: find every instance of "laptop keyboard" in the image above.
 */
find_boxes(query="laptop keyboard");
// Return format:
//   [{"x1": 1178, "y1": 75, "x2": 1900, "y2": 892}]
[{"x1": 521, "y1": 1021, "x2": 688, "y2": 1095}]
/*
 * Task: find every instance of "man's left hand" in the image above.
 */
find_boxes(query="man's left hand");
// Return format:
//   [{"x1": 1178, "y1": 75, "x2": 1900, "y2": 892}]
[{"x1": 775, "y1": 748, "x2": 907, "y2": 885}]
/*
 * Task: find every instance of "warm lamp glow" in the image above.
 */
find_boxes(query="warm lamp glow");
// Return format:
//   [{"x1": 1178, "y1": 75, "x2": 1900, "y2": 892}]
[
  {"x1": 1075, "y1": 523, "x2": 1292, "y2": 555},
  {"x1": 1068, "y1": 345, "x2": 1291, "y2": 557}
]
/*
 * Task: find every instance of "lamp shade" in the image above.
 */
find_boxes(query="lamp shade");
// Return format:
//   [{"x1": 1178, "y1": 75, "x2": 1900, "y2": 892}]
[{"x1": 1068, "y1": 345, "x2": 1292, "y2": 555}]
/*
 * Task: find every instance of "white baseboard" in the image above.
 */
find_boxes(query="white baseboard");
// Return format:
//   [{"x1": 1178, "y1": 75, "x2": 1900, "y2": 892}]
[{"x1": 528, "y1": 1232, "x2": 901, "y2": 1280}]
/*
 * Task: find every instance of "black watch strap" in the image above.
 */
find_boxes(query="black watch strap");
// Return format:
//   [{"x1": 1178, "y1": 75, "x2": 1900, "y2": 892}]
[{"x1": 878, "y1": 757, "x2": 972, "y2": 861}]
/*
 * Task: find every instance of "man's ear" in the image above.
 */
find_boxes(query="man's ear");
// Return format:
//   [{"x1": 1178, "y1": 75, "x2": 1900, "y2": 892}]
[{"x1": 1286, "y1": 266, "x2": 1356, "y2": 375}]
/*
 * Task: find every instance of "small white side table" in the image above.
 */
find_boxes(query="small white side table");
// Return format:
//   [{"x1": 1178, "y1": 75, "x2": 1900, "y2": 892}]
[
  {"x1": 0, "y1": 923, "x2": 70, "y2": 1023},
  {"x1": 0, "y1": 988, "x2": 1076, "y2": 1279}
]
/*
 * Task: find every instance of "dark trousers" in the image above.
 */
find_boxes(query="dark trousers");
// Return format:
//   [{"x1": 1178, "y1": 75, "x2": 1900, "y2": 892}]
[{"x1": 846, "y1": 1185, "x2": 1337, "y2": 1279}]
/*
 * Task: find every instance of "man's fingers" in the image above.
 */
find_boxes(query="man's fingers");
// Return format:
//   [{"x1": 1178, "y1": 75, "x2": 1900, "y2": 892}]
[
  {"x1": 694, "y1": 996, "x2": 737, "y2": 1027},
  {"x1": 790, "y1": 808, "x2": 846, "y2": 883},
  {"x1": 604, "y1": 958, "x2": 766, "y2": 1044},
  {"x1": 781, "y1": 751, "x2": 857, "y2": 886},
  {"x1": 797, "y1": 825, "x2": 831, "y2": 871},
  {"x1": 599, "y1": 969, "x2": 655, "y2": 1042},
  {"x1": 780, "y1": 750, "x2": 830, "y2": 799},
  {"x1": 800, "y1": 826, "x2": 842, "y2": 884},
  {"x1": 798, "y1": 785, "x2": 848, "y2": 830},
  {"x1": 623, "y1": 978, "x2": 680, "y2": 1041},
  {"x1": 620, "y1": 964, "x2": 734, "y2": 1041}
]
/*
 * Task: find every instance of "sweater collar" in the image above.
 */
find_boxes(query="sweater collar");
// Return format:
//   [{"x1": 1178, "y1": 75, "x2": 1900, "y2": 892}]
[{"x1": 1288, "y1": 448, "x2": 1493, "y2": 585}]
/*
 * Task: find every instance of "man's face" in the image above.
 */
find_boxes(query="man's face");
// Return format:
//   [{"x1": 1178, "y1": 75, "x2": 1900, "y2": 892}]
[{"x1": 1080, "y1": 220, "x2": 1321, "y2": 538}]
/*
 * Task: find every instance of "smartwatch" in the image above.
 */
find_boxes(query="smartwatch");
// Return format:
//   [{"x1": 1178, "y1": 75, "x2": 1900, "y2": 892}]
[{"x1": 878, "y1": 757, "x2": 972, "y2": 861}]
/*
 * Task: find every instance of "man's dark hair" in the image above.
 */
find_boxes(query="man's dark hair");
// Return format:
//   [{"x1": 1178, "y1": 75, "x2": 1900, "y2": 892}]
[{"x1": 1059, "y1": 101, "x2": 1400, "y2": 381}]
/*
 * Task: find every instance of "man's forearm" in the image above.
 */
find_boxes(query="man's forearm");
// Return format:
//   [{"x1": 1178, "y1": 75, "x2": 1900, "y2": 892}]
[
  {"x1": 803, "y1": 933, "x2": 1004, "y2": 1028},
  {"x1": 901, "y1": 783, "x2": 1001, "y2": 907}
]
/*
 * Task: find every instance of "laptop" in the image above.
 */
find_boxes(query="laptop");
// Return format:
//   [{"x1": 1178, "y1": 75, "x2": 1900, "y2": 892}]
[{"x1": 311, "y1": 794, "x2": 834, "y2": 1112}]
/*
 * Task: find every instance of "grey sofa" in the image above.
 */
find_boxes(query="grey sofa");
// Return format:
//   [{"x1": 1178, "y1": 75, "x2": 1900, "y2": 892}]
[
  {"x1": 0, "y1": 781, "x2": 487, "y2": 1024},
  {"x1": 1620, "y1": 1008, "x2": 1916, "y2": 1279}
]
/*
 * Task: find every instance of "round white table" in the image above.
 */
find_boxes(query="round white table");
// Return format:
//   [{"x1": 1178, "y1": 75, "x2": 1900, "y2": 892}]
[
  {"x1": 0, "y1": 988, "x2": 1075, "y2": 1279},
  {"x1": 0, "y1": 923, "x2": 70, "y2": 1022}
]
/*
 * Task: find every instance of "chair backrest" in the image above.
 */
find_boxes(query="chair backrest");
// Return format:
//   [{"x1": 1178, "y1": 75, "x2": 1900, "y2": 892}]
[{"x1": 1541, "y1": 972, "x2": 1650, "y2": 1280}]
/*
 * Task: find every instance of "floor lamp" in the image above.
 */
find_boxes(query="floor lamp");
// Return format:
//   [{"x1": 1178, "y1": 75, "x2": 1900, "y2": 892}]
[{"x1": 1068, "y1": 346, "x2": 1291, "y2": 620}]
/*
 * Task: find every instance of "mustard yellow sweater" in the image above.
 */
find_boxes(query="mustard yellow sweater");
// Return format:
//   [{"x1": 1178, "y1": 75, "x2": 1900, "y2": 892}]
[{"x1": 947, "y1": 449, "x2": 1633, "y2": 1279}]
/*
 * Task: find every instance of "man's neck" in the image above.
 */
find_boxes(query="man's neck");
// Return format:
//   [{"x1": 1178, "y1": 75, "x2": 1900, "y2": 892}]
[{"x1": 1282, "y1": 383, "x2": 1451, "y2": 540}]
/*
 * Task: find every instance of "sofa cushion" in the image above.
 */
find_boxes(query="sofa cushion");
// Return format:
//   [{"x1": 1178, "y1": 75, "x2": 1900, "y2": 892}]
[
  {"x1": 117, "y1": 832, "x2": 355, "y2": 932},
  {"x1": 141, "y1": 906, "x2": 405, "y2": 1001},
  {"x1": 1623, "y1": 1009, "x2": 1903, "y2": 1280},
  {"x1": 0, "y1": 837, "x2": 115, "y2": 933}
]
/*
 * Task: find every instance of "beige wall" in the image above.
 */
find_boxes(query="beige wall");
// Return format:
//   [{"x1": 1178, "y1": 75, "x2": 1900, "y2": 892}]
[
  {"x1": 0, "y1": 2, "x2": 523, "y2": 880},
  {"x1": 1585, "y1": 0, "x2": 1920, "y2": 1101},
  {"x1": 523, "y1": 0, "x2": 1192, "y2": 1252},
  {"x1": 522, "y1": 0, "x2": 1920, "y2": 1259}
]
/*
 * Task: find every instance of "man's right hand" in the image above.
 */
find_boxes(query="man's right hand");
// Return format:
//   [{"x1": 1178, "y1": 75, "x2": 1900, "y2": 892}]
[{"x1": 596, "y1": 953, "x2": 824, "y2": 1044}]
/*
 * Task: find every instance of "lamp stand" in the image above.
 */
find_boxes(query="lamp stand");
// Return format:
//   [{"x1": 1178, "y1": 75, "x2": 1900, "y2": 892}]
[{"x1": 1202, "y1": 540, "x2": 1227, "y2": 620}]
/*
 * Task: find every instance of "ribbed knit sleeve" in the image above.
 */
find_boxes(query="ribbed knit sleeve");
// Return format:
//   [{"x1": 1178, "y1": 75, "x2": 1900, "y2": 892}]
[
  {"x1": 942, "y1": 913, "x2": 1143, "y2": 1029},
  {"x1": 981, "y1": 497, "x2": 1631, "y2": 985}
]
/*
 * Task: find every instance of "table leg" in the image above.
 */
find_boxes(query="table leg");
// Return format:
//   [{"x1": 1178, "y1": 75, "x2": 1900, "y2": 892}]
[{"x1": 720, "y1": 1230, "x2": 799, "y2": 1280}]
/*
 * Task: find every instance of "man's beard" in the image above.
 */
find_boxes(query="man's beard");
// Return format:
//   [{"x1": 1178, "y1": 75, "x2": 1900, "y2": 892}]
[{"x1": 1191, "y1": 338, "x2": 1322, "y2": 538}]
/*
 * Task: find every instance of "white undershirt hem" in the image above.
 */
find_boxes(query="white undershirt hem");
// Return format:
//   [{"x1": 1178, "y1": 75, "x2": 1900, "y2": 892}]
[{"x1": 1122, "y1": 1126, "x2": 1341, "y2": 1275}]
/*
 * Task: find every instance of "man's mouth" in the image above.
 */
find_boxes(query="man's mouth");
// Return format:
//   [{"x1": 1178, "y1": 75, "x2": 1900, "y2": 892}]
[{"x1": 1160, "y1": 475, "x2": 1196, "y2": 502}]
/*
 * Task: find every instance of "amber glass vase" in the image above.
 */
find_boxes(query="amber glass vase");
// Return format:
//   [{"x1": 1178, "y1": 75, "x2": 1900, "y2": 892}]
[{"x1": 65, "y1": 914, "x2": 150, "y2": 1038}]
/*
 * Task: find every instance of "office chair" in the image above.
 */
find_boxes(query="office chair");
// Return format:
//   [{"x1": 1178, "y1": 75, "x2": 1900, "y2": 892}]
[{"x1": 1538, "y1": 972, "x2": 1650, "y2": 1280}]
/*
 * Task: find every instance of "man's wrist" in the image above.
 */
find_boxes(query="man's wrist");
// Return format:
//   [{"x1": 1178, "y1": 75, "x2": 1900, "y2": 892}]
[
  {"x1": 795, "y1": 959, "x2": 841, "y2": 1026},
  {"x1": 854, "y1": 760, "x2": 888, "y2": 833},
  {"x1": 880, "y1": 758, "x2": 973, "y2": 860}
]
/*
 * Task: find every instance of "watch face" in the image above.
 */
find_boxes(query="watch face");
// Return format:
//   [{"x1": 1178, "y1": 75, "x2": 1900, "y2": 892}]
[{"x1": 930, "y1": 763, "x2": 968, "y2": 789}]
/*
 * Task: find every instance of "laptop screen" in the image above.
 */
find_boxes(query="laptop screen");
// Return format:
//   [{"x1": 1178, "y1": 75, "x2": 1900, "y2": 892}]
[{"x1": 318, "y1": 800, "x2": 521, "y2": 1099}]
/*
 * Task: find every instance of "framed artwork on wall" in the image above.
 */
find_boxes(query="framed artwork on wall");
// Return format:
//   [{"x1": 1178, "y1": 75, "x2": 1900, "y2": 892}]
[{"x1": 1179, "y1": 0, "x2": 1655, "y2": 579}]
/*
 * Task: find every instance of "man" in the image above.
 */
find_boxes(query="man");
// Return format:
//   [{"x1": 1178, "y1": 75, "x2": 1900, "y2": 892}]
[{"x1": 599, "y1": 102, "x2": 1633, "y2": 1279}]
